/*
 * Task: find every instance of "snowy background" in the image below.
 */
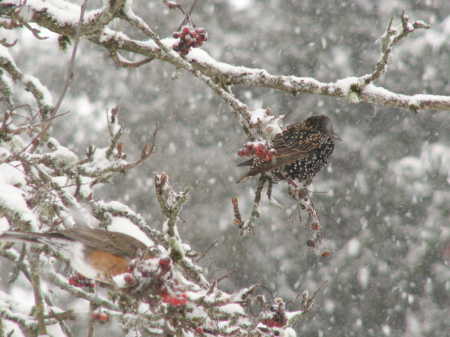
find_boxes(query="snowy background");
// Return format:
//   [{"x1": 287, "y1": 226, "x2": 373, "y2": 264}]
[{"x1": 1, "y1": 0, "x2": 450, "y2": 336}]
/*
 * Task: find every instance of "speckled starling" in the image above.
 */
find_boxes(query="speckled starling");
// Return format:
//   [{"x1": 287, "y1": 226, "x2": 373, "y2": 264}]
[{"x1": 236, "y1": 115, "x2": 341, "y2": 184}]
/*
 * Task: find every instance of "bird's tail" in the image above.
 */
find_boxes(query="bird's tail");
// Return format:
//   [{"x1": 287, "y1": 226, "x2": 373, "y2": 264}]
[
  {"x1": 236, "y1": 159, "x2": 254, "y2": 167},
  {"x1": 236, "y1": 158, "x2": 255, "y2": 183},
  {"x1": 0, "y1": 231, "x2": 46, "y2": 244},
  {"x1": 235, "y1": 175, "x2": 251, "y2": 184}
]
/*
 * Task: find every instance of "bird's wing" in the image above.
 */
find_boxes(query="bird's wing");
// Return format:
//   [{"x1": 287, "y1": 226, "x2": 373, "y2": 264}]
[
  {"x1": 61, "y1": 229, "x2": 149, "y2": 258},
  {"x1": 245, "y1": 130, "x2": 324, "y2": 176},
  {"x1": 273, "y1": 129, "x2": 322, "y2": 157}
]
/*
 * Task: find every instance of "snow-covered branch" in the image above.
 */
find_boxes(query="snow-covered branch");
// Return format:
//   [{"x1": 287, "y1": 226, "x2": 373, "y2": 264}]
[
  {"x1": 363, "y1": 11, "x2": 430, "y2": 85},
  {"x1": 0, "y1": 71, "x2": 316, "y2": 336},
  {"x1": 0, "y1": 46, "x2": 53, "y2": 117},
  {"x1": 1, "y1": 1, "x2": 447, "y2": 116}
]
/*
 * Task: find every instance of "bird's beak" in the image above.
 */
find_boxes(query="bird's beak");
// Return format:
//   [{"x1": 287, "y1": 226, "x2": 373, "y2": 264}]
[{"x1": 332, "y1": 133, "x2": 343, "y2": 141}]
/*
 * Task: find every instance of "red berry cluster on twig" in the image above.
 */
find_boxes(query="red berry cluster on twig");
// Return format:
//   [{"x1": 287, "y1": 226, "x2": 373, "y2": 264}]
[
  {"x1": 237, "y1": 141, "x2": 277, "y2": 162},
  {"x1": 289, "y1": 187, "x2": 332, "y2": 258},
  {"x1": 122, "y1": 256, "x2": 187, "y2": 306},
  {"x1": 68, "y1": 272, "x2": 95, "y2": 288},
  {"x1": 173, "y1": 25, "x2": 208, "y2": 55},
  {"x1": 306, "y1": 222, "x2": 331, "y2": 258},
  {"x1": 90, "y1": 311, "x2": 108, "y2": 323},
  {"x1": 259, "y1": 300, "x2": 288, "y2": 328}
]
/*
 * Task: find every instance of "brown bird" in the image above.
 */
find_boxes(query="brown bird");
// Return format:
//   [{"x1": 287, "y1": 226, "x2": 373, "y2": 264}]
[
  {"x1": 0, "y1": 228, "x2": 152, "y2": 283},
  {"x1": 236, "y1": 115, "x2": 341, "y2": 184}
]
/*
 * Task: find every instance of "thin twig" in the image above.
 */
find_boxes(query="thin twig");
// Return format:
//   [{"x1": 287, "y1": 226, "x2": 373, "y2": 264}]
[
  {"x1": 23, "y1": 22, "x2": 48, "y2": 40},
  {"x1": 363, "y1": 12, "x2": 430, "y2": 87},
  {"x1": 177, "y1": 0, "x2": 200, "y2": 31},
  {"x1": 108, "y1": 49, "x2": 154, "y2": 68},
  {"x1": 29, "y1": 248, "x2": 47, "y2": 335},
  {"x1": 0, "y1": 37, "x2": 17, "y2": 47},
  {"x1": 216, "y1": 270, "x2": 239, "y2": 283},
  {"x1": 237, "y1": 175, "x2": 267, "y2": 235},
  {"x1": 231, "y1": 197, "x2": 244, "y2": 228},
  {"x1": 44, "y1": 295, "x2": 75, "y2": 337},
  {"x1": 16, "y1": 111, "x2": 71, "y2": 155},
  {"x1": 45, "y1": 0, "x2": 88, "y2": 134},
  {"x1": 196, "y1": 239, "x2": 218, "y2": 262}
]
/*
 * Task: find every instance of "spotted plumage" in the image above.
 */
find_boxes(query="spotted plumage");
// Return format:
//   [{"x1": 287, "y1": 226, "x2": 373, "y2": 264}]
[{"x1": 236, "y1": 115, "x2": 341, "y2": 184}]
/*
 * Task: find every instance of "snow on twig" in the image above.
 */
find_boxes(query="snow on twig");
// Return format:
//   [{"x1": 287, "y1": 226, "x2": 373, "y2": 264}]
[{"x1": 2, "y1": 3, "x2": 446, "y2": 113}]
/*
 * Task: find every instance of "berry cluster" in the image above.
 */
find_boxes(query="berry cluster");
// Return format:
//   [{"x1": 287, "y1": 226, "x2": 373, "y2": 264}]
[
  {"x1": 90, "y1": 311, "x2": 108, "y2": 323},
  {"x1": 122, "y1": 256, "x2": 187, "y2": 306},
  {"x1": 194, "y1": 327, "x2": 219, "y2": 335},
  {"x1": 306, "y1": 239, "x2": 330, "y2": 257},
  {"x1": 173, "y1": 26, "x2": 208, "y2": 55},
  {"x1": 68, "y1": 273, "x2": 95, "y2": 288},
  {"x1": 306, "y1": 221, "x2": 331, "y2": 258},
  {"x1": 237, "y1": 141, "x2": 277, "y2": 162},
  {"x1": 259, "y1": 301, "x2": 288, "y2": 328}
]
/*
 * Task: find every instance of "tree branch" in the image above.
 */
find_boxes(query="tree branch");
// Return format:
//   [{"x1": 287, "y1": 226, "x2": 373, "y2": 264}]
[{"x1": 2, "y1": 2, "x2": 444, "y2": 115}]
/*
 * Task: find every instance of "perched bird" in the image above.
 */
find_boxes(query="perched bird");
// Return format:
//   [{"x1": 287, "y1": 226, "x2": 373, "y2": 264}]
[
  {"x1": 0, "y1": 228, "x2": 152, "y2": 283},
  {"x1": 236, "y1": 115, "x2": 341, "y2": 184}
]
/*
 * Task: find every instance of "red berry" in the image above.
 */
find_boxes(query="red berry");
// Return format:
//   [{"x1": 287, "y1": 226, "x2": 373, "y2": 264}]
[
  {"x1": 91, "y1": 312, "x2": 108, "y2": 322},
  {"x1": 159, "y1": 257, "x2": 171, "y2": 267},
  {"x1": 182, "y1": 27, "x2": 189, "y2": 35},
  {"x1": 174, "y1": 294, "x2": 187, "y2": 305},
  {"x1": 173, "y1": 32, "x2": 180, "y2": 38},
  {"x1": 98, "y1": 312, "x2": 108, "y2": 322},
  {"x1": 195, "y1": 327, "x2": 203, "y2": 334},
  {"x1": 124, "y1": 274, "x2": 134, "y2": 285},
  {"x1": 320, "y1": 250, "x2": 331, "y2": 258},
  {"x1": 162, "y1": 293, "x2": 187, "y2": 306},
  {"x1": 306, "y1": 239, "x2": 315, "y2": 247},
  {"x1": 261, "y1": 318, "x2": 275, "y2": 327}
]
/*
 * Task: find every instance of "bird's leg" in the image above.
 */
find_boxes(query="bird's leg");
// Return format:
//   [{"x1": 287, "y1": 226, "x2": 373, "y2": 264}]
[
  {"x1": 266, "y1": 177, "x2": 273, "y2": 199},
  {"x1": 287, "y1": 180, "x2": 311, "y2": 203},
  {"x1": 287, "y1": 178, "x2": 298, "y2": 189},
  {"x1": 286, "y1": 181, "x2": 310, "y2": 231}
]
